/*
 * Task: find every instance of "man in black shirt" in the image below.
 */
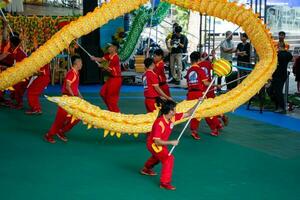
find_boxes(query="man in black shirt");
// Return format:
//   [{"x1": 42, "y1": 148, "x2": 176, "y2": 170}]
[
  {"x1": 169, "y1": 26, "x2": 187, "y2": 84},
  {"x1": 236, "y1": 33, "x2": 252, "y2": 83},
  {"x1": 267, "y1": 50, "x2": 293, "y2": 113},
  {"x1": 236, "y1": 33, "x2": 251, "y2": 67}
]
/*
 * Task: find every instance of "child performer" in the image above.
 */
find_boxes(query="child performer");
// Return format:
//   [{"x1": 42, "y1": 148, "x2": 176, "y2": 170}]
[
  {"x1": 143, "y1": 58, "x2": 172, "y2": 113},
  {"x1": 186, "y1": 52, "x2": 222, "y2": 140},
  {"x1": 153, "y1": 49, "x2": 171, "y2": 97},
  {"x1": 140, "y1": 99, "x2": 194, "y2": 190},
  {"x1": 25, "y1": 64, "x2": 50, "y2": 114},
  {"x1": 44, "y1": 55, "x2": 83, "y2": 144},
  {"x1": 91, "y1": 42, "x2": 122, "y2": 112}
]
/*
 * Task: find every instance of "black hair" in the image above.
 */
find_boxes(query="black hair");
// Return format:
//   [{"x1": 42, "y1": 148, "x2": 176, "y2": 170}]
[
  {"x1": 279, "y1": 31, "x2": 286, "y2": 36},
  {"x1": 190, "y1": 51, "x2": 200, "y2": 63},
  {"x1": 71, "y1": 55, "x2": 81, "y2": 65},
  {"x1": 156, "y1": 98, "x2": 177, "y2": 116},
  {"x1": 9, "y1": 32, "x2": 19, "y2": 38},
  {"x1": 154, "y1": 49, "x2": 164, "y2": 57},
  {"x1": 144, "y1": 57, "x2": 154, "y2": 69},
  {"x1": 10, "y1": 36, "x2": 21, "y2": 47},
  {"x1": 99, "y1": 48, "x2": 104, "y2": 58},
  {"x1": 175, "y1": 26, "x2": 182, "y2": 33},
  {"x1": 241, "y1": 33, "x2": 248, "y2": 39},
  {"x1": 110, "y1": 41, "x2": 120, "y2": 49},
  {"x1": 173, "y1": 23, "x2": 179, "y2": 28}
]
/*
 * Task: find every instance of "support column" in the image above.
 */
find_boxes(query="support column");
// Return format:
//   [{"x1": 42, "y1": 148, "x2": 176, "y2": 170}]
[{"x1": 79, "y1": 0, "x2": 102, "y2": 84}]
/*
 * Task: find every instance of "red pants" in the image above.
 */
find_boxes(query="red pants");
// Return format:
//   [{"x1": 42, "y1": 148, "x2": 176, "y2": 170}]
[
  {"x1": 160, "y1": 83, "x2": 170, "y2": 97},
  {"x1": 207, "y1": 90, "x2": 215, "y2": 99},
  {"x1": 144, "y1": 144, "x2": 174, "y2": 184},
  {"x1": 190, "y1": 117, "x2": 220, "y2": 131},
  {"x1": 187, "y1": 91, "x2": 221, "y2": 131},
  {"x1": 27, "y1": 76, "x2": 50, "y2": 111},
  {"x1": 145, "y1": 98, "x2": 157, "y2": 113},
  {"x1": 48, "y1": 107, "x2": 80, "y2": 136},
  {"x1": 12, "y1": 80, "x2": 28, "y2": 106},
  {"x1": 100, "y1": 77, "x2": 122, "y2": 112}
]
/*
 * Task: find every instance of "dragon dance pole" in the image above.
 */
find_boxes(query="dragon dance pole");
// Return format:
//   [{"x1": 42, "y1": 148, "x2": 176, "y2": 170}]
[
  {"x1": 75, "y1": 41, "x2": 102, "y2": 67},
  {"x1": 0, "y1": 8, "x2": 14, "y2": 36},
  {"x1": 168, "y1": 75, "x2": 218, "y2": 156}
]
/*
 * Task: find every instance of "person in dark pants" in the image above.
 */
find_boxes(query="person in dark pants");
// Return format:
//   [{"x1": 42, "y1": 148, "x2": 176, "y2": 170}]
[
  {"x1": 267, "y1": 50, "x2": 293, "y2": 113},
  {"x1": 293, "y1": 56, "x2": 300, "y2": 94},
  {"x1": 169, "y1": 26, "x2": 188, "y2": 84},
  {"x1": 165, "y1": 23, "x2": 179, "y2": 81},
  {"x1": 236, "y1": 33, "x2": 252, "y2": 78}
]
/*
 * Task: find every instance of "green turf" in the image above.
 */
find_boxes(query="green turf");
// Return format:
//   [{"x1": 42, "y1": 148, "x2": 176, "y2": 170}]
[{"x1": 1, "y1": 91, "x2": 300, "y2": 200}]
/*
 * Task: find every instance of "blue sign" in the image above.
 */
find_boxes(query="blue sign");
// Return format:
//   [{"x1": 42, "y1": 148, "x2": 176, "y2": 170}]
[{"x1": 268, "y1": 0, "x2": 300, "y2": 7}]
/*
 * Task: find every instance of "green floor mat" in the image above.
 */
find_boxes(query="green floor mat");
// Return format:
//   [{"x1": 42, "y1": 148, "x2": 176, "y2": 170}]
[{"x1": 0, "y1": 91, "x2": 300, "y2": 200}]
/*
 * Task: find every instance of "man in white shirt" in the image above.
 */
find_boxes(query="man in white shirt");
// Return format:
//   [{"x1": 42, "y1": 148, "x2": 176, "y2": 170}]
[
  {"x1": 220, "y1": 31, "x2": 235, "y2": 62},
  {"x1": 219, "y1": 31, "x2": 236, "y2": 90}
]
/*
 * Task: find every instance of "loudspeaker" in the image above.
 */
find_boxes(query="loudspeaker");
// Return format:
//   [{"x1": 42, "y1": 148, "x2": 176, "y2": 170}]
[{"x1": 80, "y1": 0, "x2": 103, "y2": 84}]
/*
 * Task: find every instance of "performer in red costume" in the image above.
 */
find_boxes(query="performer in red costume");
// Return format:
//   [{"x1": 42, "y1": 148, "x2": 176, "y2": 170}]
[
  {"x1": 200, "y1": 52, "x2": 229, "y2": 127},
  {"x1": 140, "y1": 99, "x2": 195, "y2": 190},
  {"x1": 0, "y1": 20, "x2": 20, "y2": 106},
  {"x1": 91, "y1": 42, "x2": 122, "y2": 112},
  {"x1": 186, "y1": 52, "x2": 222, "y2": 140},
  {"x1": 26, "y1": 64, "x2": 51, "y2": 114},
  {"x1": 153, "y1": 49, "x2": 170, "y2": 97},
  {"x1": 143, "y1": 58, "x2": 172, "y2": 113},
  {"x1": 44, "y1": 55, "x2": 83, "y2": 144},
  {"x1": 7, "y1": 36, "x2": 28, "y2": 109}
]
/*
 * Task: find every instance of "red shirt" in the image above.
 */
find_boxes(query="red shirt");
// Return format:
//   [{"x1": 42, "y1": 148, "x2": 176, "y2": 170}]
[
  {"x1": 147, "y1": 113, "x2": 184, "y2": 144},
  {"x1": 198, "y1": 60, "x2": 217, "y2": 98},
  {"x1": 198, "y1": 60, "x2": 213, "y2": 81},
  {"x1": 154, "y1": 60, "x2": 167, "y2": 84},
  {"x1": 0, "y1": 46, "x2": 26, "y2": 67},
  {"x1": 104, "y1": 53, "x2": 121, "y2": 77},
  {"x1": 186, "y1": 64, "x2": 208, "y2": 92},
  {"x1": 0, "y1": 40, "x2": 9, "y2": 53},
  {"x1": 13, "y1": 47, "x2": 27, "y2": 63},
  {"x1": 0, "y1": 51, "x2": 14, "y2": 67},
  {"x1": 143, "y1": 69, "x2": 159, "y2": 98},
  {"x1": 39, "y1": 64, "x2": 50, "y2": 78},
  {"x1": 62, "y1": 68, "x2": 80, "y2": 96}
]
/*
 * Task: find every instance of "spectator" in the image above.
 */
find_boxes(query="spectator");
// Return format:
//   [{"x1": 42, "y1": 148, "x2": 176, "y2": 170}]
[
  {"x1": 220, "y1": 31, "x2": 235, "y2": 90},
  {"x1": 293, "y1": 56, "x2": 300, "y2": 94},
  {"x1": 236, "y1": 33, "x2": 252, "y2": 81},
  {"x1": 165, "y1": 23, "x2": 179, "y2": 51},
  {"x1": 275, "y1": 31, "x2": 290, "y2": 51},
  {"x1": 236, "y1": 33, "x2": 251, "y2": 67},
  {"x1": 220, "y1": 31, "x2": 235, "y2": 63},
  {"x1": 165, "y1": 23, "x2": 179, "y2": 80},
  {"x1": 169, "y1": 26, "x2": 187, "y2": 84},
  {"x1": 267, "y1": 50, "x2": 293, "y2": 113}
]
